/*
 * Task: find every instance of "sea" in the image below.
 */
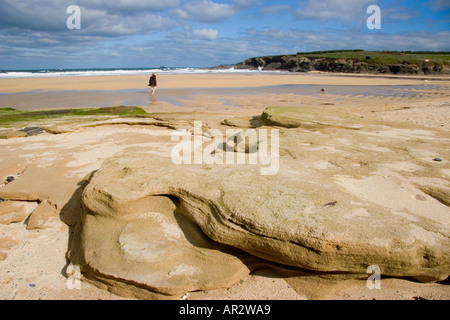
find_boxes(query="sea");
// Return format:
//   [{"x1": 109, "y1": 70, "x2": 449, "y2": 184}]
[{"x1": 0, "y1": 67, "x2": 261, "y2": 79}]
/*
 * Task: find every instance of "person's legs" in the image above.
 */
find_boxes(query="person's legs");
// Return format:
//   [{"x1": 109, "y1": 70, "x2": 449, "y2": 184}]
[{"x1": 151, "y1": 87, "x2": 156, "y2": 94}]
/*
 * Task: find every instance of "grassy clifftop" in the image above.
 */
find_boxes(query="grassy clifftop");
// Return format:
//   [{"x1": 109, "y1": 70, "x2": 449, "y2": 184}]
[
  {"x1": 296, "y1": 50, "x2": 450, "y2": 66},
  {"x1": 235, "y1": 50, "x2": 450, "y2": 75}
]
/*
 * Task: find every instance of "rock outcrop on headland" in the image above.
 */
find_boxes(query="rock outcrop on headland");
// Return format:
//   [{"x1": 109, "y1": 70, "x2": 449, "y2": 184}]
[
  {"x1": 75, "y1": 107, "x2": 450, "y2": 299},
  {"x1": 233, "y1": 53, "x2": 450, "y2": 75}
]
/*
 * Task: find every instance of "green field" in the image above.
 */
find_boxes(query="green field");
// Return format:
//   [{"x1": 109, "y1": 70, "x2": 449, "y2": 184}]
[{"x1": 295, "y1": 50, "x2": 450, "y2": 67}]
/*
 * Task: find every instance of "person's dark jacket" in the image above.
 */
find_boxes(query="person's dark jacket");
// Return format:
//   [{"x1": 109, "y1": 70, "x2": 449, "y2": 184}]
[{"x1": 149, "y1": 75, "x2": 157, "y2": 87}]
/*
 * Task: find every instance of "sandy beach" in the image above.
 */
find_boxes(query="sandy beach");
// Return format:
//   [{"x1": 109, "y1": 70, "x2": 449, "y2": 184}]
[
  {"x1": 2, "y1": 72, "x2": 446, "y2": 94},
  {"x1": 0, "y1": 72, "x2": 449, "y2": 301}
]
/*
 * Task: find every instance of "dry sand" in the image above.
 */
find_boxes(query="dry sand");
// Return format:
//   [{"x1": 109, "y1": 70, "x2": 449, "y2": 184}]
[{"x1": 0, "y1": 72, "x2": 449, "y2": 301}]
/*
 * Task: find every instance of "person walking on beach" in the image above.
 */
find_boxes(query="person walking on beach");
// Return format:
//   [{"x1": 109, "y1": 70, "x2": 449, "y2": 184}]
[{"x1": 149, "y1": 73, "x2": 157, "y2": 94}]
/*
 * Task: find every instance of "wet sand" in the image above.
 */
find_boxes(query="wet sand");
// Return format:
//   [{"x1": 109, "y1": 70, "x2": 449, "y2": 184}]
[
  {"x1": 1, "y1": 72, "x2": 444, "y2": 94},
  {"x1": 1, "y1": 73, "x2": 449, "y2": 118}
]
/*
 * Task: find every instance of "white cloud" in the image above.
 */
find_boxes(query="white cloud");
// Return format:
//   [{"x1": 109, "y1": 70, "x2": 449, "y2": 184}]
[
  {"x1": 231, "y1": 0, "x2": 262, "y2": 8},
  {"x1": 0, "y1": 0, "x2": 180, "y2": 69},
  {"x1": 382, "y1": 6, "x2": 419, "y2": 22},
  {"x1": 132, "y1": 35, "x2": 284, "y2": 67},
  {"x1": 0, "y1": 0, "x2": 67, "y2": 31},
  {"x1": 243, "y1": 28, "x2": 450, "y2": 53},
  {"x1": 0, "y1": 0, "x2": 178, "y2": 33},
  {"x1": 170, "y1": 0, "x2": 236, "y2": 23},
  {"x1": 295, "y1": 0, "x2": 376, "y2": 23},
  {"x1": 167, "y1": 26, "x2": 218, "y2": 42},
  {"x1": 259, "y1": 5, "x2": 291, "y2": 16},
  {"x1": 427, "y1": 0, "x2": 450, "y2": 11},
  {"x1": 0, "y1": 0, "x2": 177, "y2": 38},
  {"x1": 80, "y1": 10, "x2": 175, "y2": 37},
  {"x1": 77, "y1": 0, "x2": 180, "y2": 12},
  {"x1": 192, "y1": 28, "x2": 219, "y2": 40}
]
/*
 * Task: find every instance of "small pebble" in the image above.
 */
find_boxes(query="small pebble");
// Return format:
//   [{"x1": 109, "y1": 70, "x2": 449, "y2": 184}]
[
  {"x1": 323, "y1": 201, "x2": 337, "y2": 207},
  {"x1": 433, "y1": 158, "x2": 443, "y2": 162}
]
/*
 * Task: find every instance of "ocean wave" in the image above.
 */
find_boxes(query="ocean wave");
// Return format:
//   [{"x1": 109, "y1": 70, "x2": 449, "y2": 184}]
[{"x1": 0, "y1": 67, "x2": 273, "y2": 79}]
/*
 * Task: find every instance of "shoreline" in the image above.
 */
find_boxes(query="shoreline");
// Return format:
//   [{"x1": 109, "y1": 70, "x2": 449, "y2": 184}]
[
  {"x1": 1, "y1": 73, "x2": 449, "y2": 115},
  {"x1": 1, "y1": 72, "x2": 449, "y2": 94},
  {"x1": 2, "y1": 83, "x2": 447, "y2": 112}
]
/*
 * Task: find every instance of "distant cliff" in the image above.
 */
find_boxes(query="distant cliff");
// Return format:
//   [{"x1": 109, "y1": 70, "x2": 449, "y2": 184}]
[{"x1": 232, "y1": 51, "x2": 450, "y2": 75}]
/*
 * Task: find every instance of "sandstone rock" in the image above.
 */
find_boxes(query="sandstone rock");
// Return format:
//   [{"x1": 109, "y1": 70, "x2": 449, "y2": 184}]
[
  {"x1": 220, "y1": 117, "x2": 262, "y2": 128},
  {"x1": 78, "y1": 191, "x2": 258, "y2": 299},
  {"x1": 26, "y1": 200, "x2": 57, "y2": 230},
  {"x1": 0, "y1": 201, "x2": 39, "y2": 225},
  {"x1": 0, "y1": 162, "x2": 83, "y2": 215},
  {"x1": 261, "y1": 106, "x2": 366, "y2": 130},
  {"x1": 224, "y1": 129, "x2": 259, "y2": 154},
  {"x1": 0, "y1": 130, "x2": 28, "y2": 139},
  {"x1": 79, "y1": 153, "x2": 449, "y2": 298},
  {"x1": 75, "y1": 107, "x2": 449, "y2": 298},
  {"x1": 0, "y1": 210, "x2": 27, "y2": 225}
]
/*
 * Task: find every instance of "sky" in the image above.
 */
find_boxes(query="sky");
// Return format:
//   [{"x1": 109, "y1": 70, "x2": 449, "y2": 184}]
[{"x1": 0, "y1": 0, "x2": 449, "y2": 70}]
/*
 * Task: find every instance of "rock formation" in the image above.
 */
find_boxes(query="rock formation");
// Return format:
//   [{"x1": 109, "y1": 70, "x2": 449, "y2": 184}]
[
  {"x1": 75, "y1": 107, "x2": 450, "y2": 298},
  {"x1": 234, "y1": 54, "x2": 450, "y2": 75}
]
